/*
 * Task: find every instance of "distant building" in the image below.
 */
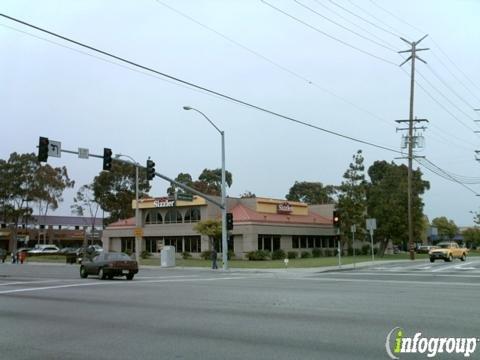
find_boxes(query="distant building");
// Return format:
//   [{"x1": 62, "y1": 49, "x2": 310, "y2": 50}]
[
  {"x1": 102, "y1": 195, "x2": 336, "y2": 259},
  {"x1": 0, "y1": 215, "x2": 104, "y2": 251}
]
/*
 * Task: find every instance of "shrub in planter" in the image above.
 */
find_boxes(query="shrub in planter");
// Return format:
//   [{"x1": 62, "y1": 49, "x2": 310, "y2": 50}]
[
  {"x1": 247, "y1": 250, "x2": 270, "y2": 260},
  {"x1": 182, "y1": 252, "x2": 192, "y2": 259},
  {"x1": 271, "y1": 249, "x2": 286, "y2": 260},
  {"x1": 287, "y1": 251, "x2": 297, "y2": 259},
  {"x1": 301, "y1": 251, "x2": 311, "y2": 258},
  {"x1": 312, "y1": 248, "x2": 322, "y2": 258},
  {"x1": 140, "y1": 250, "x2": 151, "y2": 259},
  {"x1": 201, "y1": 250, "x2": 212, "y2": 260}
]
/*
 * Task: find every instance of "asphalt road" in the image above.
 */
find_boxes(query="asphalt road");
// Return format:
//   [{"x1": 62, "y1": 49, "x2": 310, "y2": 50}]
[{"x1": 1, "y1": 260, "x2": 479, "y2": 360}]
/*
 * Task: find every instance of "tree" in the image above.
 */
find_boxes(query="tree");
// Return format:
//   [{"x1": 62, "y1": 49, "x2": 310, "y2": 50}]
[
  {"x1": 194, "y1": 219, "x2": 222, "y2": 248},
  {"x1": 286, "y1": 181, "x2": 336, "y2": 204},
  {"x1": 367, "y1": 161, "x2": 430, "y2": 255},
  {"x1": 33, "y1": 164, "x2": 75, "y2": 223},
  {"x1": 461, "y1": 227, "x2": 480, "y2": 248},
  {"x1": 168, "y1": 169, "x2": 233, "y2": 197},
  {"x1": 336, "y1": 150, "x2": 367, "y2": 246},
  {"x1": 92, "y1": 160, "x2": 151, "y2": 224},
  {"x1": 71, "y1": 184, "x2": 102, "y2": 244},
  {"x1": 240, "y1": 191, "x2": 256, "y2": 198},
  {"x1": 167, "y1": 173, "x2": 194, "y2": 196},
  {"x1": 0, "y1": 152, "x2": 74, "y2": 247},
  {"x1": 431, "y1": 216, "x2": 458, "y2": 241}
]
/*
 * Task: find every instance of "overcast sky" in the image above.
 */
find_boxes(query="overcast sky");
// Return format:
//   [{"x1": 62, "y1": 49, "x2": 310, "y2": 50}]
[{"x1": 1, "y1": 0, "x2": 479, "y2": 227}]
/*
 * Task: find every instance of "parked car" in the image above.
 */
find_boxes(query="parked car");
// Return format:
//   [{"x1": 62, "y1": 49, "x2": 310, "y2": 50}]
[
  {"x1": 28, "y1": 245, "x2": 60, "y2": 254},
  {"x1": 59, "y1": 247, "x2": 78, "y2": 255},
  {"x1": 76, "y1": 245, "x2": 103, "y2": 257},
  {"x1": 416, "y1": 245, "x2": 438, "y2": 254},
  {"x1": 80, "y1": 252, "x2": 138, "y2": 280}
]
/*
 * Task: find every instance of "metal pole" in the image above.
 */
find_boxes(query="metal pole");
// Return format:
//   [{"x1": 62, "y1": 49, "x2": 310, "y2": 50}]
[
  {"x1": 407, "y1": 41, "x2": 416, "y2": 261},
  {"x1": 370, "y1": 229, "x2": 375, "y2": 263},
  {"x1": 221, "y1": 131, "x2": 228, "y2": 271},
  {"x1": 135, "y1": 165, "x2": 140, "y2": 263},
  {"x1": 351, "y1": 224, "x2": 356, "y2": 269}
]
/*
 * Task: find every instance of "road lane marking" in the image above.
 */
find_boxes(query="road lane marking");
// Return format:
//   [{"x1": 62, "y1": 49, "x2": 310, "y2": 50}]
[
  {"x1": 0, "y1": 276, "x2": 252, "y2": 295},
  {"x1": 321, "y1": 271, "x2": 480, "y2": 279},
  {"x1": 0, "y1": 280, "x2": 65, "y2": 287},
  {"x1": 431, "y1": 261, "x2": 474, "y2": 272},
  {"x1": 293, "y1": 276, "x2": 480, "y2": 287}
]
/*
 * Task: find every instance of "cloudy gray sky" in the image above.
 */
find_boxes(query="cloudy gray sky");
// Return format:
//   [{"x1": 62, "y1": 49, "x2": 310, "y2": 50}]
[{"x1": 1, "y1": 0, "x2": 479, "y2": 226}]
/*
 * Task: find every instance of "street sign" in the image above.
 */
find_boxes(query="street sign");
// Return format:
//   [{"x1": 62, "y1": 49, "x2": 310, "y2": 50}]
[
  {"x1": 350, "y1": 224, "x2": 356, "y2": 233},
  {"x1": 366, "y1": 218, "x2": 377, "y2": 231},
  {"x1": 176, "y1": 193, "x2": 193, "y2": 201},
  {"x1": 78, "y1": 148, "x2": 89, "y2": 159},
  {"x1": 133, "y1": 228, "x2": 143, "y2": 237},
  {"x1": 48, "y1": 140, "x2": 61, "y2": 158}
]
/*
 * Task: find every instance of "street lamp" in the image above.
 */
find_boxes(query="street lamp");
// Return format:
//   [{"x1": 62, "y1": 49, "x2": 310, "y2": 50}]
[
  {"x1": 183, "y1": 106, "x2": 228, "y2": 270},
  {"x1": 116, "y1": 154, "x2": 141, "y2": 264}
]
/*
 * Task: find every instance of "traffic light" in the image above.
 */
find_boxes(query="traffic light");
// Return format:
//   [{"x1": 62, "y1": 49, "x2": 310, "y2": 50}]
[
  {"x1": 103, "y1": 148, "x2": 112, "y2": 171},
  {"x1": 38, "y1": 137, "x2": 49, "y2": 162},
  {"x1": 226, "y1": 212, "x2": 233, "y2": 230},
  {"x1": 333, "y1": 210, "x2": 340, "y2": 228},
  {"x1": 146, "y1": 159, "x2": 155, "y2": 180}
]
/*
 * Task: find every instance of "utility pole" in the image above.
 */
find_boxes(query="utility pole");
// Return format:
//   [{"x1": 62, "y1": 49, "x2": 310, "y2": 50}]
[{"x1": 398, "y1": 35, "x2": 429, "y2": 260}]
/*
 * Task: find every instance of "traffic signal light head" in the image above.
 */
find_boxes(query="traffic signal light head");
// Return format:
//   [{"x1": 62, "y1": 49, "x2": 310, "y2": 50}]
[
  {"x1": 38, "y1": 137, "x2": 49, "y2": 162},
  {"x1": 333, "y1": 210, "x2": 340, "y2": 228},
  {"x1": 103, "y1": 148, "x2": 112, "y2": 171},
  {"x1": 146, "y1": 159, "x2": 155, "y2": 180},
  {"x1": 226, "y1": 212, "x2": 233, "y2": 231}
]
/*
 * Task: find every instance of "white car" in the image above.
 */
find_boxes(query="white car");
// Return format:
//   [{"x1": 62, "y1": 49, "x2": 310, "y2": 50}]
[{"x1": 28, "y1": 245, "x2": 60, "y2": 254}]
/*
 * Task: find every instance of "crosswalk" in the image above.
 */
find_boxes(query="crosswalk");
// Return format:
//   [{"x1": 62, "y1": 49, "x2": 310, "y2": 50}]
[{"x1": 368, "y1": 259, "x2": 480, "y2": 274}]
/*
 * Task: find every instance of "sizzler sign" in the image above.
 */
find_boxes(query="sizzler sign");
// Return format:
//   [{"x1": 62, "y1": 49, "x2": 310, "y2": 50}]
[
  {"x1": 154, "y1": 197, "x2": 175, "y2": 208},
  {"x1": 277, "y1": 202, "x2": 292, "y2": 214}
]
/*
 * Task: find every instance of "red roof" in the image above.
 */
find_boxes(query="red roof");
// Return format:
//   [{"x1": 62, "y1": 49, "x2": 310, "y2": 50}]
[
  {"x1": 231, "y1": 203, "x2": 331, "y2": 226},
  {"x1": 107, "y1": 217, "x2": 135, "y2": 228}
]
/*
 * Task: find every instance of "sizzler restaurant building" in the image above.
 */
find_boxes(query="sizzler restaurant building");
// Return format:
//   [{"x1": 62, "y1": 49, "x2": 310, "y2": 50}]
[{"x1": 102, "y1": 195, "x2": 337, "y2": 259}]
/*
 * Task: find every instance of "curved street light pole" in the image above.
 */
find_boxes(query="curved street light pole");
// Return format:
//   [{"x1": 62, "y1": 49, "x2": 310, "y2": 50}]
[
  {"x1": 183, "y1": 106, "x2": 228, "y2": 271},
  {"x1": 116, "y1": 154, "x2": 141, "y2": 264}
]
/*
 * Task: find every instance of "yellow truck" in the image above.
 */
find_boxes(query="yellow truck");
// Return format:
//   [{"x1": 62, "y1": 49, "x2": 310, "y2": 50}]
[{"x1": 429, "y1": 242, "x2": 468, "y2": 263}]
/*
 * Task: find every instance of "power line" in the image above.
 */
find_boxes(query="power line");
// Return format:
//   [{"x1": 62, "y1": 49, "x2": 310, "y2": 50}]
[
  {"x1": 312, "y1": 0, "x2": 396, "y2": 50},
  {"x1": 0, "y1": 12, "x2": 402, "y2": 155},
  {"x1": 294, "y1": 0, "x2": 397, "y2": 52},
  {"x1": 259, "y1": 0, "x2": 398, "y2": 66},
  {"x1": 369, "y1": 0, "x2": 480, "y2": 101},
  {"x1": 153, "y1": 0, "x2": 395, "y2": 129},
  {"x1": 327, "y1": 0, "x2": 401, "y2": 38}
]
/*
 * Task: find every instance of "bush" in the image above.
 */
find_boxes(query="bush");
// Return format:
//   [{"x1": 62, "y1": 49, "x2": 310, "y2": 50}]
[
  {"x1": 324, "y1": 249, "x2": 334, "y2": 257},
  {"x1": 140, "y1": 251, "x2": 151, "y2": 259},
  {"x1": 312, "y1": 248, "x2": 322, "y2": 258},
  {"x1": 201, "y1": 250, "x2": 212, "y2": 260},
  {"x1": 301, "y1": 251, "x2": 311, "y2": 259},
  {"x1": 182, "y1": 252, "x2": 192, "y2": 259},
  {"x1": 271, "y1": 249, "x2": 286, "y2": 260},
  {"x1": 125, "y1": 249, "x2": 132, "y2": 256},
  {"x1": 227, "y1": 250, "x2": 235, "y2": 260},
  {"x1": 247, "y1": 250, "x2": 270, "y2": 261},
  {"x1": 287, "y1": 251, "x2": 297, "y2": 259},
  {"x1": 361, "y1": 245, "x2": 370, "y2": 255}
]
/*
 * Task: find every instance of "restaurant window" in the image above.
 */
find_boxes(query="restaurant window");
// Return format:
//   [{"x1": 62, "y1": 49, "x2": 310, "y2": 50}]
[
  {"x1": 184, "y1": 236, "x2": 201, "y2": 253},
  {"x1": 315, "y1": 237, "x2": 321, "y2": 248},
  {"x1": 258, "y1": 235, "x2": 279, "y2": 251},
  {"x1": 292, "y1": 236, "x2": 299, "y2": 249},
  {"x1": 145, "y1": 210, "x2": 163, "y2": 224},
  {"x1": 164, "y1": 236, "x2": 182, "y2": 251},
  {"x1": 300, "y1": 236, "x2": 307, "y2": 249},
  {"x1": 121, "y1": 237, "x2": 136, "y2": 253},
  {"x1": 145, "y1": 238, "x2": 158, "y2": 253},
  {"x1": 165, "y1": 209, "x2": 182, "y2": 224},
  {"x1": 184, "y1": 208, "x2": 201, "y2": 223},
  {"x1": 308, "y1": 236, "x2": 314, "y2": 248},
  {"x1": 328, "y1": 237, "x2": 335, "y2": 248}
]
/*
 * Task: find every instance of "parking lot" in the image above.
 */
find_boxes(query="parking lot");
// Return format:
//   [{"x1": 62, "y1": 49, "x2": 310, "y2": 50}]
[{"x1": 1, "y1": 261, "x2": 479, "y2": 360}]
